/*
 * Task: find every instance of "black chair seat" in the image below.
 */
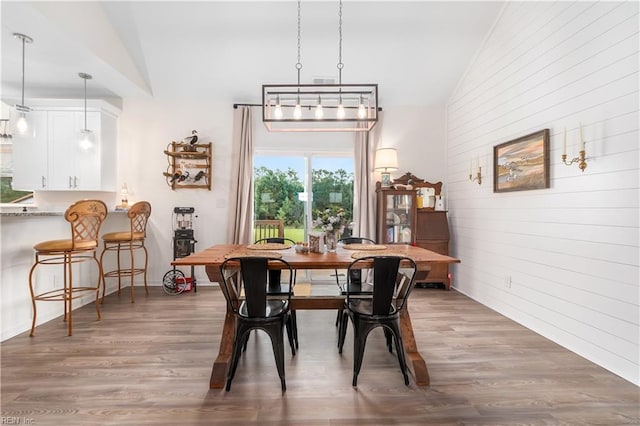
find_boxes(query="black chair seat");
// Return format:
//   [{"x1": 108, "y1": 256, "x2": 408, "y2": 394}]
[
  {"x1": 239, "y1": 300, "x2": 288, "y2": 318},
  {"x1": 346, "y1": 299, "x2": 397, "y2": 317},
  {"x1": 339, "y1": 281, "x2": 373, "y2": 295}
]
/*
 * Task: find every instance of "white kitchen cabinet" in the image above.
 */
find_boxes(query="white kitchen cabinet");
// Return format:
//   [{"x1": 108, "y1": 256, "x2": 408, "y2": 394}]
[
  {"x1": 12, "y1": 110, "x2": 49, "y2": 190},
  {"x1": 11, "y1": 100, "x2": 119, "y2": 191}
]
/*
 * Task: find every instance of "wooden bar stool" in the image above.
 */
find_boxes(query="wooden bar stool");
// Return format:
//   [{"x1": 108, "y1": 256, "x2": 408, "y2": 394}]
[
  {"x1": 100, "y1": 201, "x2": 151, "y2": 303},
  {"x1": 28, "y1": 199, "x2": 108, "y2": 337}
]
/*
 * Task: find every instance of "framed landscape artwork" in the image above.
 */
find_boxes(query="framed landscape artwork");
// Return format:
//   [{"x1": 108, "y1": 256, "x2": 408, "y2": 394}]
[{"x1": 493, "y1": 129, "x2": 550, "y2": 193}]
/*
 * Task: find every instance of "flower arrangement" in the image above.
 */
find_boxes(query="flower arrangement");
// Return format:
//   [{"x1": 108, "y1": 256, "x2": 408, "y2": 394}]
[{"x1": 313, "y1": 208, "x2": 349, "y2": 233}]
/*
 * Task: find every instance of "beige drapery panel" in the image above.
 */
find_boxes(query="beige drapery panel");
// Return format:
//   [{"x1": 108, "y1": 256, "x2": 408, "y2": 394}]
[
  {"x1": 227, "y1": 106, "x2": 254, "y2": 244},
  {"x1": 353, "y1": 112, "x2": 383, "y2": 241}
]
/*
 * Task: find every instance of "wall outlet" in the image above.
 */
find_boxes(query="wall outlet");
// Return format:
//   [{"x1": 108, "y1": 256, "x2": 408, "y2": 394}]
[{"x1": 505, "y1": 275, "x2": 512, "y2": 288}]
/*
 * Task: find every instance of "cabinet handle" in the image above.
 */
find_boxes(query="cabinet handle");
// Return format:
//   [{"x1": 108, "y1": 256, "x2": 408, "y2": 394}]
[
  {"x1": 74, "y1": 176, "x2": 78, "y2": 188},
  {"x1": 69, "y1": 176, "x2": 73, "y2": 188},
  {"x1": 41, "y1": 176, "x2": 46, "y2": 188}
]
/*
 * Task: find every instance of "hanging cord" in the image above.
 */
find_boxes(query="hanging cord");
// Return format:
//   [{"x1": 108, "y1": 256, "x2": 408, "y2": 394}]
[
  {"x1": 20, "y1": 36, "x2": 26, "y2": 106},
  {"x1": 83, "y1": 77, "x2": 87, "y2": 130},
  {"x1": 337, "y1": 0, "x2": 343, "y2": 85},
  {"x1": 296, "y1": 0, "x2": 303, "y2": 86}
]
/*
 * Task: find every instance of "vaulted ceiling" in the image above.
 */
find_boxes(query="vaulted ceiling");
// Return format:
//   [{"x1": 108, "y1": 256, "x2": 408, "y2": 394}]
[{"x1": 1, "y1": 1, "x2": 503, "y2": 108}]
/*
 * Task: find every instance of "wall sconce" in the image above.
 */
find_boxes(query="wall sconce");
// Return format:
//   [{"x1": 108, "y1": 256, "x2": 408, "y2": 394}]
[
  {"x1": 469, "y1": 157, "x2": 482, "y2": 185},
  {"x1": 374, "y1": 148, "x2": 398, "y2": 187},
  {"x1": 561, "y1": 125, "x2": 587, "y2": 172}
]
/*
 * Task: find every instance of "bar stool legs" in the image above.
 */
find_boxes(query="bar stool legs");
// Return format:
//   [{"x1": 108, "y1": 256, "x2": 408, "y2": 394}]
[
  {"x1": 100, "y1": 239, "x2": 149, "y2": 303},
  {"x1": 100, "y1": 201, "x2": 152, "y2": 304},
  {"x1": 28, "y1": 199, "x2": 107, "y2": 337}
]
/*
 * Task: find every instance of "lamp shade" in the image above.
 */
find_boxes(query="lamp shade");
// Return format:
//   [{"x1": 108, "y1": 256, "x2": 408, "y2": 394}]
[{"x1": 374, "y1": 148, "x2": 398, "y2": 171}]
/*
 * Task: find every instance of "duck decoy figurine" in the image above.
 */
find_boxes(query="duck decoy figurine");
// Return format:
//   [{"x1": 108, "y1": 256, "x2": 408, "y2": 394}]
[{"x1": 184, "y1": 130, "x2": 198, "y2": 145}]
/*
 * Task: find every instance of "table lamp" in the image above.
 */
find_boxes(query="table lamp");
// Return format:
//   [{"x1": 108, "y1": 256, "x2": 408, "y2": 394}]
[{"x1": 374, "y1": 148, "x2": 398, "y2": 187}]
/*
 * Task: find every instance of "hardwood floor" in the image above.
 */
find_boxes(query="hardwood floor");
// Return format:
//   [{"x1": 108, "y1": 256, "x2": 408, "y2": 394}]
[{"x1": 1, "y1": 286, "x2": 638, "y2": 425}]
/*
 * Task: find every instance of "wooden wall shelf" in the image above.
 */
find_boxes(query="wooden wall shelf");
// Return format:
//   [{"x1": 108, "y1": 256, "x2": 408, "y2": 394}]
[{"x1": 163, "y1": 141, "x2": 212, "y2": 190}]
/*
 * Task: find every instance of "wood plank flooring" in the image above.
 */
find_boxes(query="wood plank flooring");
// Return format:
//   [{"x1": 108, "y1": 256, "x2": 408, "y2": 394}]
[{"x1": 1, "y1": 286, "x2": 638, "y2": 425}]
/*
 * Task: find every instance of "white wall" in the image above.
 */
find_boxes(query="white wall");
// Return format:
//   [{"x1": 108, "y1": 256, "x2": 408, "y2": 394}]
[
  {"x1": 445, "y1": 1, "x2": 639, "y2": 384},
  {"x1": 381, "y1": 106, "x2": 447, "y2": 185}
]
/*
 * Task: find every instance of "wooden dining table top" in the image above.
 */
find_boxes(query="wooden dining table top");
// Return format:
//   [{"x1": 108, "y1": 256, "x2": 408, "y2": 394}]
[{"x1": 172, "y1": 243, "x2": 460, "y2": 270}]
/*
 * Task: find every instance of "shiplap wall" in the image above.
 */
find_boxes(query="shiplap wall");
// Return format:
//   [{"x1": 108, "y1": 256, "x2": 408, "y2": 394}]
[{"x1": 445, "y1": 2, "x2": 639, "y2": 385}]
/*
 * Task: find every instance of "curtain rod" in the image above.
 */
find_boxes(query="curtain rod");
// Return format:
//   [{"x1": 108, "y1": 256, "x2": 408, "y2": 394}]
[
  {"x1": 233, "y1": 103, "x2": 383, "y2": 111},
  {"x1": 233, "y1": 103, "x2": 261, "y2": 108}
]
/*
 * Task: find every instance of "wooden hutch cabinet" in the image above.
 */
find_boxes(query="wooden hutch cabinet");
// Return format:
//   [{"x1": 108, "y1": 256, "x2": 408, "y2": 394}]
[{"x1": 376, "y1": 172, "x2": 452, "y2": 290}]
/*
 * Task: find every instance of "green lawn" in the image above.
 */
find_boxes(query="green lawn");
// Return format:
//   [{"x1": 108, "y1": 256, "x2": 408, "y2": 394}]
[{"x1": 284, "y1": 227, "x2": 305, "y2": 243}]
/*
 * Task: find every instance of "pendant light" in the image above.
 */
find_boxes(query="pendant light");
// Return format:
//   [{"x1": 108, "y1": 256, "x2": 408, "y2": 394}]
[
  {"x1": 78, "y1": 72, "x2": 95, "y2": 150},
  {"x1": 13, "y1": 33, "x2": 33, "y2": 135},
  {"x1": 0, "y1": 119, "x2": 12, "y2": 141},
  {"x1": 262, "y1": 0, "x2": 378, "y2": 132}
]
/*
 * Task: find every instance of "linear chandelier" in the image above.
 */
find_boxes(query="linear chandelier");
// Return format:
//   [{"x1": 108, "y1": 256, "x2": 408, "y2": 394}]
[{"x1": 262, "y1": 0, "x2": 378, "y2": 132}]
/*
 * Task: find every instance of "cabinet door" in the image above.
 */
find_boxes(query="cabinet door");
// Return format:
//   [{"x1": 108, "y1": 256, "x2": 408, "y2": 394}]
[
  {"x1": 11, "y1": 110, "x2": 48, "y2": 190},
  {"x1": 48, "y1": 111, "x2": 77, "y2": 190},
  {"x1": 381, "y1": 191, "x2": 416, "y2": 244},
  {"x1": 73, "y1": 111, "x2": 101, "y2": 190}
]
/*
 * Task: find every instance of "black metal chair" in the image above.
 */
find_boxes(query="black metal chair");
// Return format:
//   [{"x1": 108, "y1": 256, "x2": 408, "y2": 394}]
[
  {"x1": 220, "y1": 256, "x2": 296, "y2": 391},
  {"x1": 337, "y1": 255, "x2": 417, "y2": 387},
  {"x1": 252, "y1": 237, "x2": 298, "y2": 349},
  {"x1": 334, "y1": 237, "x2": 376, "y2": 327}
]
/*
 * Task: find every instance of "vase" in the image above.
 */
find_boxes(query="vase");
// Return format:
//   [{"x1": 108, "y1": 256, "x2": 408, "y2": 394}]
[{"x1": 325, "y1": 230, "x2": 339, "y2": 253}]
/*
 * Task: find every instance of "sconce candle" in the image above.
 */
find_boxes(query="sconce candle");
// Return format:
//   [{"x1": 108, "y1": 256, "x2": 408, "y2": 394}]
[
  {"x1": 561, "y1": 124, "x2": 588, "y2": 172},
  {"x1": 469, "y1": 157, "x2": 482, "y2": 185}
]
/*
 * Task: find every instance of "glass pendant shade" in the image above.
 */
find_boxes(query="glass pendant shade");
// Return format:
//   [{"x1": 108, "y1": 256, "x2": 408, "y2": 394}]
[
  {"x1": 15, "y1": 114, "x2": 28, "y2": 134},
  {"x1": 274, "y1": 96, "x2": 283, "y2": 119},
  {"x1": 78, "y1": 129, "x2": 95, "y2": 151},
  {"x1": 293, "y1": 100, "x2": 302, "y2": 119},
  {"x1": 315, "y1": 96, "x2": 324, "y2": 119}
]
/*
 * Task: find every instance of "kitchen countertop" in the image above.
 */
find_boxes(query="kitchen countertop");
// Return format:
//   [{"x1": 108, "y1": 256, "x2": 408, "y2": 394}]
[{"x1": 0, "y1": 208, "x2": 128, "y2": 217}]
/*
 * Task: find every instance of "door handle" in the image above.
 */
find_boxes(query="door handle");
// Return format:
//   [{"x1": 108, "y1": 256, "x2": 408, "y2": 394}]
[
  {"x1": 42, "y1": 176, "x2": 46, "y2": 188},
  {"x1": 69, "y1": 176, "x2": 73, "y2": 188},
  {"x1": 74, "y1": 176, "x2": 78, "y2": 188}
]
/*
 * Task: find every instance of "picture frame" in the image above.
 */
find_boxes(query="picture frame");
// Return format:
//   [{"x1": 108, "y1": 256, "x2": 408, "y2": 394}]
[{"x1": 493, "y1": 129, "x2": 550, "y2": 193}]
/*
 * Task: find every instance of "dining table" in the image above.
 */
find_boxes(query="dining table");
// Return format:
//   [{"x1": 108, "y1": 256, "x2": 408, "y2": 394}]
[{"x1": 172, "y1": 243, "x2": 460, "y2": 389}]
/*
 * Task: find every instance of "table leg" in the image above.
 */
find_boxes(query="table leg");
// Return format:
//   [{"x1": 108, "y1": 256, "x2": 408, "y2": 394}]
[
  {"x1": 210, "y1": 309, "x2": 235, "y2": 389},
  {"x1": 399, "y1": 305, "x2": 430, "y2": 386},
  {"x1": 205, "y1": 265, "x2": 234, "y2": 389}
]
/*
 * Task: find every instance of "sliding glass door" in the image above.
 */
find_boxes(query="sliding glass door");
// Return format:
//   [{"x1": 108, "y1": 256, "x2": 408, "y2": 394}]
[{"x1": 253, "y1": 154, "x2": 354, "y2": 243}]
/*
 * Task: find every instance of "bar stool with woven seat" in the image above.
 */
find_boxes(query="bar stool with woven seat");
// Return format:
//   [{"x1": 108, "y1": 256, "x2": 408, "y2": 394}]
[
  {"x1": 28, "y1": 199, "x2": 108, "y2": 337},
  {"x1": 100, "y1": 201, "x2": 151, "y2": 303}
]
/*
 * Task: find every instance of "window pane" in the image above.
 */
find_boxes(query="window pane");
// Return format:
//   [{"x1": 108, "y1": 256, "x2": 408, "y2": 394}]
[
  {"x1": 0, "y1": 142, "x2": 33, "y2": 204},
  {"x1": 311, "y1": 156, "x2": 354, "y2": 238},
  {"x1": 253, "y1": 155, "x2": 306, "y2": 242}
]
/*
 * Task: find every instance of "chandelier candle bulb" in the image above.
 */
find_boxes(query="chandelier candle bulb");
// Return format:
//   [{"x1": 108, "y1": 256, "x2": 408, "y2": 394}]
[
  {"x1": 579, "y1": 123, "x2": 585, "y2": 151},
  {"x1": 563, "y1": 128, "x2": 567, "y2": 156}
]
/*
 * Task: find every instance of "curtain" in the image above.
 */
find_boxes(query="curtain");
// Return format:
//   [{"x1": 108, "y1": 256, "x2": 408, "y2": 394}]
[
  {"x1": 227, "y1": 106, "x2": 254, "y2": 244},
  {"x1": 353, "y1": 112, "x2": 383, "y2": 241}
]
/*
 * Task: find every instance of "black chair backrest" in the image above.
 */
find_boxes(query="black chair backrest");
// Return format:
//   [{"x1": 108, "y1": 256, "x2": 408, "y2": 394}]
[
  {"x1": 338, "y1": 237, "x2": 376, "y2": 245},
  {"x1": 347, "y1": 256, "x2": 417, "y2": 315},
  {"x1": 254, "y1": 237, "x2": 296, "y2": 245},
  {"x1": 220, "y1": 257, "x2": 293, "y2": 318}
]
